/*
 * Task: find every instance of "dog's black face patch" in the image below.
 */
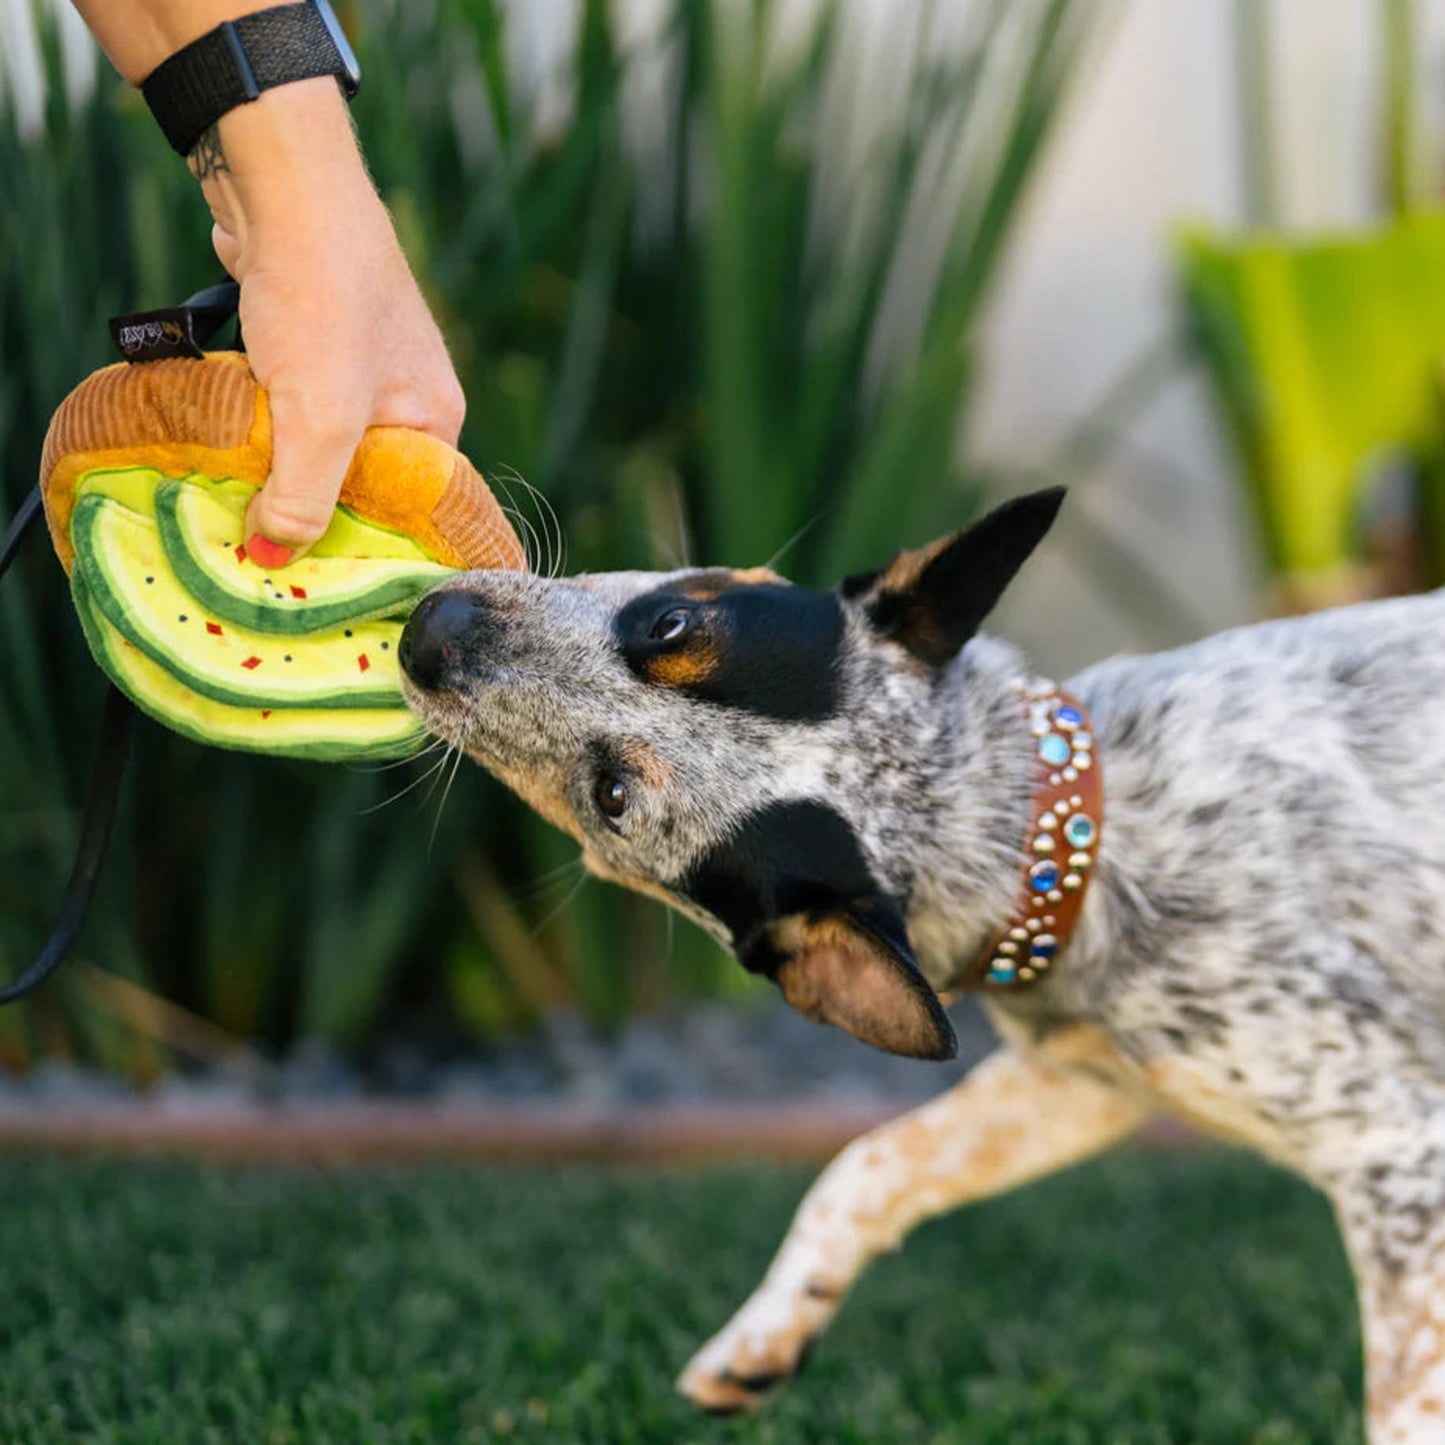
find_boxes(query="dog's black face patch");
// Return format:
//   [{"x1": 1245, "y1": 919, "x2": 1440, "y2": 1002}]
[
  {"x1": 678, "y1": 798, "x2": 954, "y2": 1059},
  {"x1": 681, "y1": 799, "x2": 878, "y2": 969},
  {"x1": 613, "y1": 574, "x2": 842, "y2": 722}
]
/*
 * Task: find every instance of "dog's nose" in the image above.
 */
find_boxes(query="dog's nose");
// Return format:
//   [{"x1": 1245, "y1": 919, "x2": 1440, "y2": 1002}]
[{"x1": 399, "y1": 590, "x2": 491, "y2": 690}]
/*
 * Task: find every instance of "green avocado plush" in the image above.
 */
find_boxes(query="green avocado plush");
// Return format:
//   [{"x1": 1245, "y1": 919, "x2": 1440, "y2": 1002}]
[{"x1": 41, "y1": 354, "x2": 526, "y2": 760}]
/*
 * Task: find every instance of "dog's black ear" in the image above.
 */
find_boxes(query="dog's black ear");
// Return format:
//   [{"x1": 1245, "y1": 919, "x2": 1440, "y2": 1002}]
[
  {"x1": 842, "y1": 489, "x2": 1064, "y2": 666},
  {"x1": 753, "y1": 898, "x2": 957, "y2": 1060}
]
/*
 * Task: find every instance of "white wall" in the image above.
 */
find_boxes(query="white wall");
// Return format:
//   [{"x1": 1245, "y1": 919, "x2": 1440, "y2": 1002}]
[{"x1": 983, "y1": 0, "x2": 1445, "y2": 672}]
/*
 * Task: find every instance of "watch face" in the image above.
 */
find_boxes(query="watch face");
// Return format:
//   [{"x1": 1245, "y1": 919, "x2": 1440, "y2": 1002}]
[{"x1": 314, "y1": 0, "x2": 362, "y2": 96}]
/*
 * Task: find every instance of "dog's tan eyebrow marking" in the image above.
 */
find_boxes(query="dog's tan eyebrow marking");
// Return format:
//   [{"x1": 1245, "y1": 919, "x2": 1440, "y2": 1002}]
[
  {"x1": 674, "y1": 568, "x2": 783, "y2": 601},
  {"x1": 619, "y1": 737, "x2": 675, "y2": 790},
  {"x1": 643, "y1": 639, "x2": 721, "y2": 689}
]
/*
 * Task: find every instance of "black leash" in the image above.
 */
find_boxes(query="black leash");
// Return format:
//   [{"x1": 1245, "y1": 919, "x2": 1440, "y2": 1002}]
[
  {"x1": 0, "y1": 485, "x2": 43, "y2": 576},
  {"x1": 0, "y1": 687, "x2": 135, "y2": 1005},
  {"x1": 0, "y1": 281, "x2": 240, "y2": 1003}
]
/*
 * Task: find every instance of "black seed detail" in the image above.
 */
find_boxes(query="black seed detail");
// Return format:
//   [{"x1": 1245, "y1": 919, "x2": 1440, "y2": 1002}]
[
  {"x1": 344, "y1": 629, "x2": 353, "y2": 638},
  {"x1": 145, "y1": 576, "x2": 154, "y2": 584},
  {"x1": 380, "y1": 641, "x2": 390, "y2": 651},
  {"x1": 178, "y1": 615, "x2": 188, "y2": 623},
  {"x1": 284, "y1": 655, "x2": 293, "y2": 663}
]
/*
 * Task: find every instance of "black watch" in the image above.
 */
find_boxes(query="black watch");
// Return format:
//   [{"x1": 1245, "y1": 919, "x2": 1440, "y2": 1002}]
[{"x1": 141, "y1": 0, "x2": 361, "y2": 158}]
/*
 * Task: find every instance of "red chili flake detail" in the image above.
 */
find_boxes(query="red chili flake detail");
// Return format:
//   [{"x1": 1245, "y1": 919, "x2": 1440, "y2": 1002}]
[
  {"x1": 261, "y1": 711, "x2": 272, "y2": 720},
  {"x1": 241, "y1": 656, "x2": 262, "y2": 671},
  {"x1": 206, "y1": 622, "x2": 223, "y2": 636},
  {"x1": 235, "y1": 544, "x2": 248, "y2": 564},
  {"x1": 290, "y1": 585, "x2": 308, "y2": 600},
  {"x1": 358, "y1": 653, "x2": 371, "y2": 673}
]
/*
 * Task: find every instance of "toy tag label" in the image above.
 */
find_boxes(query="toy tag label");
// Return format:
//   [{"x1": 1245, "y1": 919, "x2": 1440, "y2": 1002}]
[
  {"x1": 109, "y1": 307, "x2": 209, "y2": 363},
  {"x1": 109, "y1": 286, "x2": 241, "y2": 363}
]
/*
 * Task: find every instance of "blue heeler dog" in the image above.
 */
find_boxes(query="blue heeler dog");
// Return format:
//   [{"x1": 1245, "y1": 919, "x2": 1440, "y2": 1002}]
[{"x1": 399, "y1": 488, "x2": 1445, "y2": 1442}]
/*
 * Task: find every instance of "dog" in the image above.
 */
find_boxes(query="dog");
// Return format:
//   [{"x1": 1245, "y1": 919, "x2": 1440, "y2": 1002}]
[{"x1": 399, "y1": 487, "x2": 1445, "y2": 1442}]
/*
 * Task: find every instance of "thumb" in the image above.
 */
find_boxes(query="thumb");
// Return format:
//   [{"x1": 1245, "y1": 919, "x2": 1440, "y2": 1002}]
[{"x1": 244, "y1": 387, "x2": 366, "y2": 566}]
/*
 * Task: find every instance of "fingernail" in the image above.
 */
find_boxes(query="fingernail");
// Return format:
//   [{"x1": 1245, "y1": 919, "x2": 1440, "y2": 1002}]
[{"x1": 246, "y1": 534, "x2": 294, "y2": 569}]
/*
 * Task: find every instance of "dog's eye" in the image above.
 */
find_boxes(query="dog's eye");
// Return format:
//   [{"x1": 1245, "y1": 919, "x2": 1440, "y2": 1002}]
[
  {"x1": 595, "y1": 773, "x2": 629, "y2": 824},
  {"x1": 650, "y1": 607, "x2": 691, "y2": 642}
]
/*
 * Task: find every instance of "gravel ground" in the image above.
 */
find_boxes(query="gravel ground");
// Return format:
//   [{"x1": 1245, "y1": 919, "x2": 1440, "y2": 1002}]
[{"x1": 0, "y1": 996, "x2": 1000, "y2": 1113}]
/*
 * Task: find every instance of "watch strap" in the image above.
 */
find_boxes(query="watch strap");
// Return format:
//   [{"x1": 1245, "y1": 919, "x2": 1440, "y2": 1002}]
[{"x1": 141, "y1": 1, "x2": 361, "y2": 158}]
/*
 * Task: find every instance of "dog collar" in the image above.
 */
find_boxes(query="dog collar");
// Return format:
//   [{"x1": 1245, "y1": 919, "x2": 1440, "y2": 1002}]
[{"x1": 962, "y1": 679, "x2": 1102, "y2": 991}]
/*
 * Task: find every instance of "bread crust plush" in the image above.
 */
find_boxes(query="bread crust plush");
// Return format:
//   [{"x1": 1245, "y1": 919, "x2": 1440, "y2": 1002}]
[{"x1": 41, "y1": 351, "x2": 524, "y2": 574}]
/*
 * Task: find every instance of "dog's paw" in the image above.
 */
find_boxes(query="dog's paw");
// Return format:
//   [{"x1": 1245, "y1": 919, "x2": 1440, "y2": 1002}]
[{"x1": 677, "y1": 1287, "x2": 834, "y2": 1414}]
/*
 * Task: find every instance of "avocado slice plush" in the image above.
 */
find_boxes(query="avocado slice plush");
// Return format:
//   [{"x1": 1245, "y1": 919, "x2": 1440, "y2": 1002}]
[
  {"x1": 74, "y1": 494, "x2": 413, "y2": 711},
  {"x1": 66, "y1": 468, "x2": 450, "y2": 761},
  {"x1": 155, "y1": 475, "x2": 453, "y2": 634},
  {"x1": 72, "y1": 573, "x2": 427, "y2": 760}
]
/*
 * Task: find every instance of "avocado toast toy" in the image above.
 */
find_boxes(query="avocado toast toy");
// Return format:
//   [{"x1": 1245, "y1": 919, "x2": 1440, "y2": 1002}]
[{"x1": 42, "y1": 348, "x2": 524, "y2": 760}]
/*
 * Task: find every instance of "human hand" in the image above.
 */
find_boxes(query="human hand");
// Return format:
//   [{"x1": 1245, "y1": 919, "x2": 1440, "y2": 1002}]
[{"x1": 189, "y1": 78, "x2": 464, "y2": 565}]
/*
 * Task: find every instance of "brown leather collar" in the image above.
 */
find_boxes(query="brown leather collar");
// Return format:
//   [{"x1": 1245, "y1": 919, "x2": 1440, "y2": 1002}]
[{"x1": 959, "y1": 679, "x2": 1102, "y2": 991}]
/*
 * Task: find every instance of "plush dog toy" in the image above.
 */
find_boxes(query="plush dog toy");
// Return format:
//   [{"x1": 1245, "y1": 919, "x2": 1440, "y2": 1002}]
[{"x1": 40, "y1": 351, "x2": 524, "y2": 760}]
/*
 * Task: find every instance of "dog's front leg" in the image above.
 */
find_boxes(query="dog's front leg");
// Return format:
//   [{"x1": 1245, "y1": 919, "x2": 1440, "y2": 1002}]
[
  {"x1": 678, "y1": 1025, "x2": 1153, "y2": 1413},
  {"x1": 1331, "y1": 1146, "x2": 1445, "y2": 1445}
]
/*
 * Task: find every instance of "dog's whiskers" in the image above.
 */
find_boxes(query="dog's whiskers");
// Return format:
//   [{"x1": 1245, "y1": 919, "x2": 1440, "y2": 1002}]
[
  {"x1": 350, "y1": 736, "x2": 449, "y2": 774},
  {"x1": 361, "y1": 746, "x2": 454, "y2": 815},
  {"x1": 763, "y1": 510, "x2": 826, "y2": 574},
  {"x1": 515, "y1": 855, "x2": 587, "y2": 904},
  {"x1": 520, "y1": 474, "x2": 562, "y2": 579},
  {"x1": 529, "y1": 865, "x2": 590, "y2": 938},
  {"x1": 508, "y1": 471, "x2": 565, "y2": 581},
  {"x1": 499, "y1": 488, "x2": 545, "y2": 576},
  {"x1": 491, "y1": 465, "x2": 564, "y2": 580},
  {"x1": 428, "y1": 743, "x2": 466, "y2": 856}
]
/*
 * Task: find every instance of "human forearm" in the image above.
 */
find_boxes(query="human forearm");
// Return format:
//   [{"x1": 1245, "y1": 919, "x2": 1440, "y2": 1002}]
[
  {"x1": 69, "y1": 1, "x2": 465, "y2": 557},
  {"x1": 71, "y1": 0, "x2": 283, "y2": 84},
  {"x1": 71, "y1": 0, "x2": 370, "y2": 232}
]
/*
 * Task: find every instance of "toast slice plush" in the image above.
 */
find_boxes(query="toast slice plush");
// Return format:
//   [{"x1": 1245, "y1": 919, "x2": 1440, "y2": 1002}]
[{"x1": 41, "y1": 352, "x2": 524, "y2": 760}]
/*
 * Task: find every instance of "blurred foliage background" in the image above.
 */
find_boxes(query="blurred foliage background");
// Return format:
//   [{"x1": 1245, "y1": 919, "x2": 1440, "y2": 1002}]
[
  {"x1": 1178, "y1": 0, "x2": 1445, "y2": 614},
  {"x1": 0, "y1": 0, "x2": 1105, "y2": 1074},
  {"x1": 4, "y1": 0, "x2": 1441, "y2": 1080}
]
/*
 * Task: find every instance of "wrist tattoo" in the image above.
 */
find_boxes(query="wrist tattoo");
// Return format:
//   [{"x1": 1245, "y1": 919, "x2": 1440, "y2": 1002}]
[{"x1": 187, "y1": 125, "x2": 229, "y2": 183}]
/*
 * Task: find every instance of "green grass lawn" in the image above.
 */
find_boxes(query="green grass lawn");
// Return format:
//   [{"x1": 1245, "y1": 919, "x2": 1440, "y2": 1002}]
[{"x1": 0, "y1": 1147, "x2": 1360, "y2": 1444}]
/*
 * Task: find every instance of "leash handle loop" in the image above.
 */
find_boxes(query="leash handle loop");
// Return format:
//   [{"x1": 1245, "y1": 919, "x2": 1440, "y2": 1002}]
[
  {"x1": 0, "y1": 687, "x2": 135, "y2": 1005},
  {"x1": 0, "y1": 486, "x2": 137, "y2": 1004}
]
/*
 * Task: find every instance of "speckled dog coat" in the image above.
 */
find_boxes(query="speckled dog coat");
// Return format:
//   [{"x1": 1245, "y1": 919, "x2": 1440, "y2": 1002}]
[{"x1": 400, "y1": 489, "x2": 1445, "y2": 1442}]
